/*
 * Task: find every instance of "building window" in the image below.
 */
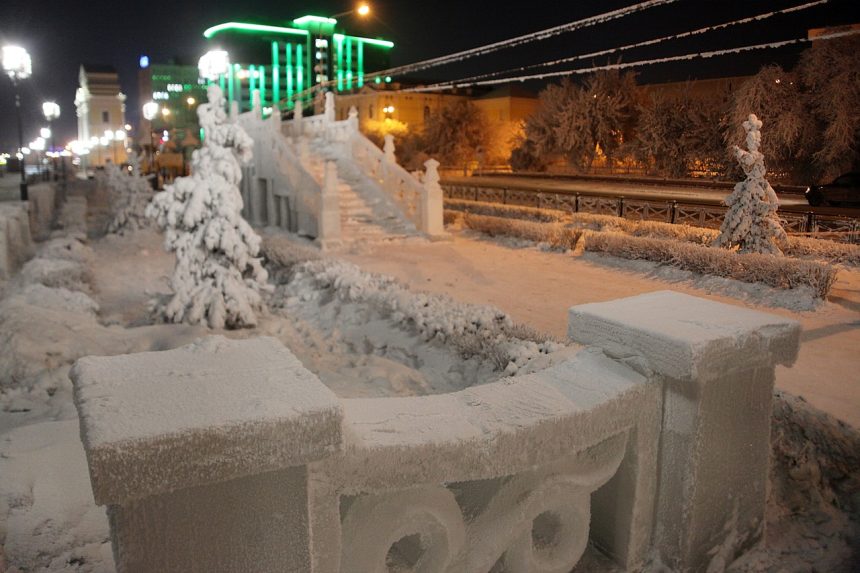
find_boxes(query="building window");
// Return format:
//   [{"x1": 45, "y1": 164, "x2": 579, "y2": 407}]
[
  {"x1": 102, "y1": 110, "x2": 110, "y2": 123},
  {"x1": 369, "y1": 104, "x2": 374, "y2": 119},
  {"x1": 424, "y1": 106, "x2": 431, "y2": 123}
]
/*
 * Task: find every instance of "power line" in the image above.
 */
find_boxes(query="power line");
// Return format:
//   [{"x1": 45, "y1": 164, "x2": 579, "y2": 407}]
[
  {"x1": 286, "y1": 0, "x2": 679, "y2": 102},
  {"x1": 403, "y1": 28, "x2": 860, "y2": 93},
  {"x1": 419, "y1": 0, "x2": 829, "y2": 89}
]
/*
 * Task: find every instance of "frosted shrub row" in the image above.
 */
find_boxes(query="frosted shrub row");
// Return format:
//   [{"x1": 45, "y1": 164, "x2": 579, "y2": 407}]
[
  {"x1": 584, "y1": 232, "x2": 838, "y2": 298},
  {"x1": 445, "y1": 198, "x2": 568, "y2": 222},
  {"x1": 455, "y1": 212, "x2": 581, "y2": 250},
  {"x1": 446, "y1": 199, "x2": 860, "y2": 266},
  {"x1": 287, "y1": 258, "x2": 564, "y2": 374}
]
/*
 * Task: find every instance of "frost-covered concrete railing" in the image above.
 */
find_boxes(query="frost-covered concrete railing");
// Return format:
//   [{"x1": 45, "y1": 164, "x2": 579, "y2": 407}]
[
  {"x1": 72, "y1": 291, "x2": 800, "y2": 572},
  {"x1": 0, "y1": 202, "x2": 34, "y2": 279}
]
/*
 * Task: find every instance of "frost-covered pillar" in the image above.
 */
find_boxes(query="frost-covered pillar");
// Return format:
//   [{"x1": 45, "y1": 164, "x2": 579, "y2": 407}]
[
  {"x1": 324, "y1": 91, "x2": 335, "y2": 124},
  {"x1": 251, "y1": 90, "x2": 262, "y2": 119},
  {"x1": 317, "y1": 161, "x2": 341, "y2": 246},
  {"x1": 422, "y1": 158, "x2": 445, "y2": 237},
  {"x1": 347, "y1": 105, "x2": 358, "y2": 132},
  {"x1": 71, "y1": 337, "x2": 343, "y2": 573},
  {"x1": 568, "y1": 291, "x2": 800, "y2": 571}
]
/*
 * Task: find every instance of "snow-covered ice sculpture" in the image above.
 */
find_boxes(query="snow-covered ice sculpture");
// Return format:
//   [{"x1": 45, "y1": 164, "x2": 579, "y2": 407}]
[
  {"x1": 714, "y1": 114, "x2": 788, "y2": 255},
  {"x1": 146, "y1": 85, "x2": 271, "y2": 329}
]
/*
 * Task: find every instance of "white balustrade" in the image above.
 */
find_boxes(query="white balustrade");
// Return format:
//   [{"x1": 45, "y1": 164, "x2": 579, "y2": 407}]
[{"x1": 72, "y1": 291, "x2": 801, "y2": 573}]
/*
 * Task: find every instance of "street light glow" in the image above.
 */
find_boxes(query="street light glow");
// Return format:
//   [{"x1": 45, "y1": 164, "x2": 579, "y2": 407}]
[
  {"x1": 161, "y1": 107, "x2": 171, "y2": 117},
  {"x1": 2, "y1": 45, "x2": 31, "y2": 79},
  {"x1": 186, "y1": 97, "x2": 196, "y2": 105},
  {"x1": 115, "y1": 129, "x2": 126, "y2": 141},
  {"x1": 104, "y1": 129, "x2": 115, "y2": 141},
  {"x1": 42, "y1": 101, "x2": 60, "y2": 120},
  {"x1": 357, "y1": 3, "x2": 370, "y2": 16},
  {"x1": 198, "y1": 49, "x2": 230, "y2": 81},
  {"x1": 40, "y1": 127, "x2": 51, "y2": 139},
  {"x1": 142, "y1": 101, "x2": 159, "y2": 121}
]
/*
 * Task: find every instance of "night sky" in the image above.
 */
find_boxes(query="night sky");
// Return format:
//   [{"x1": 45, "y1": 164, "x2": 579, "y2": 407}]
[{"x1": 1, "y1": 0, "x2": 858, "y2": 151}]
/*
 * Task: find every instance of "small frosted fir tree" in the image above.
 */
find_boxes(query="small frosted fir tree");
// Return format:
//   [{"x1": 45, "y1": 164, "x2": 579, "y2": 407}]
[
  {"x1": 105, "y1": 154, "x2": 154, "y2": 234},
  {"x1": 146, "y1": 85, "x2": 271, "y2": 329},
  {"x1": 714, "y1": 114, "x2": 788, "y2": 255}
]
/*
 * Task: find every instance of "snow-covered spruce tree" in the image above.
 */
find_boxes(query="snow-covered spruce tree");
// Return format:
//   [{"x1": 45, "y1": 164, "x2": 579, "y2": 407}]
[
  {"x1": 146, "y1": 85, "x2": 271, "y2": 329},
  {"x1": 714, "y1": 114, "x2": 788, "y2": 255},
  {"x1": 106, "y1": 154, "x2": 154, "y2": 234}
]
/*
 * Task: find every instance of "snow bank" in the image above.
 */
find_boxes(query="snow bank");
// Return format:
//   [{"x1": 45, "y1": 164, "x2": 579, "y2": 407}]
[
  {"x1": 284, "y1": 258, "x2": 564, "y2": 376},
  {"x1": 0, "y1": 420, "x2": 113, "y2": 573}
]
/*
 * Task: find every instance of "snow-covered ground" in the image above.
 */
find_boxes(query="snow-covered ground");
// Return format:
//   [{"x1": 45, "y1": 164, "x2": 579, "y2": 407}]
[{"x1": 1, "y1": 198, "x2": 858, "y2": 571}]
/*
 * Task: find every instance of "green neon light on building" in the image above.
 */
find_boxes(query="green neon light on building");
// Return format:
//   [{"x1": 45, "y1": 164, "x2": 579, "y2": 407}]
[
  {"x1": 357, "y1": 41, "x2": 364, "y2": 87},
  {"x1": 271, "y1": 42, "x2": 280, "y2": 104},
  {"x1": 296, "y1": 44, "x2": 303, "y2": 94},
  {"x1": 346, "y1": 37, "x2": 352, "y2": 90},
  {"x1": 220, "y1": 73, "x2": 226, "y2": 92},
  {"x1": 249, "y1": 64, "x2": 256, "y2": 95},
  {"x1": 203, "y1": 22, "x2": 308, "y2": 39},
  {"x1": 292, "y1": 15, "x2": 336, "y2": 25},
  {"x1": 227, "y1": 64, "x2": 234, "y2": 105},
  {"x1": 286, "y1": 45, "x2": 294, "y2": 107},
  {"x1": 336, "y1": 35, "x2": 344, "y2": 91},
  {"x1": 333, "y1": 33, "x2": 393, "y2": 49}
]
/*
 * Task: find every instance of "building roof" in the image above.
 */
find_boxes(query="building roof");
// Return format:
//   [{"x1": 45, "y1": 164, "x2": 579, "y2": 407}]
[{"x1": 82, "y1": 64, "x2": 118, "y2": 75}]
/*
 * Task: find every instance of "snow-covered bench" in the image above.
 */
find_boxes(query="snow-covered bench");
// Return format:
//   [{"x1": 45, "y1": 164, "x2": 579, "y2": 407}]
[{"x1": 71, "y1": 291, "x2": 799, "y2": 572}]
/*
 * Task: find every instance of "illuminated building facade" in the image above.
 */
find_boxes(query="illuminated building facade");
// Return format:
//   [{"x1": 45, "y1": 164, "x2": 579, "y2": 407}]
[
  {"x1": 202, "y1": 16, "x2": 393, "y2": 113},
  {"x1": 138, "y1": 58, "x2": 207, "y2": 135},
  {"x1": 74, "y1": 64, "x2": 128, "y2": 166}
]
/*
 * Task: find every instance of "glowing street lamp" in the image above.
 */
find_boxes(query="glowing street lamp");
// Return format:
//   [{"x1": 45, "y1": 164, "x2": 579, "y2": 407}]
[
  {"x1": 142, "y1": 102, "x2": 159, "y2": 174},
  {"x1": 3, "y1": 45, "x2": 32, "y2": 199},
  {"x1": 42, "y1": 101, "x2": 61, "y2": 180},
  {"x1": 332, "y1": 2, "x2": 371, "y2": 18},
  {"x1": 198, "y1": 49, "x2": 230, "y2": 81}
]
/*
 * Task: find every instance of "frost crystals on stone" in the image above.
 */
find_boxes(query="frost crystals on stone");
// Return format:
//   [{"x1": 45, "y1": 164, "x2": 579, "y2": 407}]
[
  {"x1": 146, "y1": 85, "x2": 272, "y2": 329},
  {"x1": 714, "y1": 114, "x2": 788, "y2": 256}
]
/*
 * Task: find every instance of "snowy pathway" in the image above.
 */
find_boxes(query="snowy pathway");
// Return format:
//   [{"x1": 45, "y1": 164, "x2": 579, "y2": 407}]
[{"x1": 340, "y1": 232, "x2": 860, "y2": 428}]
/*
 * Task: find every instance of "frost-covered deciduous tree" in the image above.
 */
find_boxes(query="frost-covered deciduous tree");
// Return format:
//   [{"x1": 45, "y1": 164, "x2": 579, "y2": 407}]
[
  {"x1": 798, "y1": 36, "x2": 860, "y2": 180},
  {"x1": 423, "y1": 99, "x2": 489, "y2": 173},
  {"x1": 146, "y1": 85, "x2": 271, "y2": 329},
  {"x1": 715, "y1": 114, "x2": 788, "y2": 255},
  {"x1": 105, "y1": 154, "x2": 154, "y2": 234},
  {"x1": 520, "y1": 71, "x2": 637, "y2": 171},
  {"x1": 635, "y1": 90, "x2": 729, "y2": 178}
]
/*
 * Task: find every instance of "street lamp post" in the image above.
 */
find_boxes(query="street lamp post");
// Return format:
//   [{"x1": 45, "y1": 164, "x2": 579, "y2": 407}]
[
  {"x1": 39, "y1": 128, "x2": 51, "y2": 180},
  {"x1": 142, "y1": 101, "x2": 159, "y2": 176},
  {"x1": 43, "y1": 101, "x2": 61, "y2": 180},
  {"x1": 3, "y1": 45, "x2": 32, "y2": 200}
]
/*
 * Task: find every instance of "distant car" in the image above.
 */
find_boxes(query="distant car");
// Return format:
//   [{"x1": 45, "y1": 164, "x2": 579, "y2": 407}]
[{"x1": 805, "y1": 172, "x2": 860, "y2": 207}]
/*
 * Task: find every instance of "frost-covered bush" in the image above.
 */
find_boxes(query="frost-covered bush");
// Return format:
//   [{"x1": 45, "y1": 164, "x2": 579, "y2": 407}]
[
  {"x1": 146, "y1": 85, "x2": 271, "y2": 329},
  {"x1": 715, "y1": 114, "x2": 788, "y2": 255},
  {"x1": 286, "y1": 259, "x2": 564, "y2": 374},
  {"x1": 585, "y1": 232, "x2": 837, "y2": 298},
  {"x1": 783, "y1": 236, "x2": 860, "y2": 267},
  {"x1": 105, "y1": 156, "x2": 154, "y2": 234},
  {"x1": 460, "y1": 213, "x2": 582, "y2": 250}
]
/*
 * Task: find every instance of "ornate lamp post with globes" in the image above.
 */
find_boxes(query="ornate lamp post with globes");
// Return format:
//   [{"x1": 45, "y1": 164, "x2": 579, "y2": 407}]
[{"x1": 2, "y1": 45, "x2": 32, "y2": 200}]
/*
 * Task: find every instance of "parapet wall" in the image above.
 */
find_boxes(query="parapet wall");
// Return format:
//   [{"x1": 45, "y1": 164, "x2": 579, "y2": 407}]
[
  {"x1": 71, "y1": 291, "x2": 801, "y2": 573},
  {"x1": 0, "y1": 202, "x2": 34, "y2": 280}
]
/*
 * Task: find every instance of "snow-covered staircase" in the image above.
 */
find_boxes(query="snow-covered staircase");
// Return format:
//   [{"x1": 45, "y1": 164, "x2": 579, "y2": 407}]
[
  {"x1": 304, "y1": 138, "x2": 418, "y2": 244},
  {"x1": 238, "y1": 92, "x2": 444, "y2": 244}
]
